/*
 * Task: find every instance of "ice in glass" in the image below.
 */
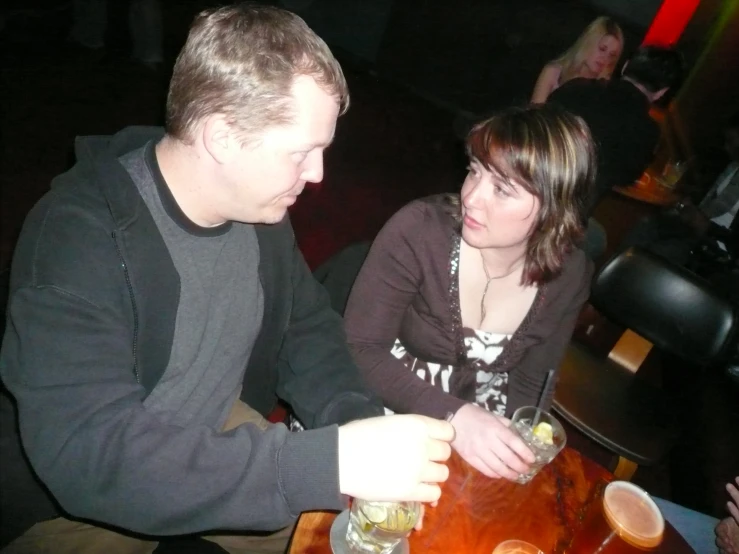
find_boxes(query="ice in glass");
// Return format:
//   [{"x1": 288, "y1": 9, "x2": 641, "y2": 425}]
[
  {"x1": 509, "y1": 406, "x2": 566, "y2": 484},
  {"x1": 345, "y1": 499, "x2": 420, "y2": 553}
]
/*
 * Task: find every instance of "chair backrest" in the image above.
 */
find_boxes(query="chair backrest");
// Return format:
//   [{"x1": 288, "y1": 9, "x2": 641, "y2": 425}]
[
  {"x1": 312, "y1": 242, "x2": 371, "y2": 316},
  {"x1": 591, "y1": 248, "x2": 738, "y2": 366},
  {"x1": 0, "y1": 267, "x2": 9, "y2": 339}
]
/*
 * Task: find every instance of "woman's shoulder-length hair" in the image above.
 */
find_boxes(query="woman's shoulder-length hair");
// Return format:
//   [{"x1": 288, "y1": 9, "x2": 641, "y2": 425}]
[
  {"x1": 557, "y1": 16, "x2": 624, "y2": 83},
  {"x1": 448, "y1": 104, "x2": 596, "y2": 286}
]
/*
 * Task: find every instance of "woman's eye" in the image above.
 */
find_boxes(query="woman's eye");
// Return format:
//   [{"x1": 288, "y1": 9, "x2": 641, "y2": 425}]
[{"x1": 494, "y1": 185, "x2": 510, "y2": 197}]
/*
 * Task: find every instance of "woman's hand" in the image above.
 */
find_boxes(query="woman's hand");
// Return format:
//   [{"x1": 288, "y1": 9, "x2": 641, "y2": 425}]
[{"x1": 450, "y1": 404, "x2": 535, "y2": 479}]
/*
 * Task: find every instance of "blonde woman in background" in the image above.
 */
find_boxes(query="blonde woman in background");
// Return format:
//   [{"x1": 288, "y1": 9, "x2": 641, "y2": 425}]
[{"x1": 531, "y1": 16, "x2": 624, "y2": 103}]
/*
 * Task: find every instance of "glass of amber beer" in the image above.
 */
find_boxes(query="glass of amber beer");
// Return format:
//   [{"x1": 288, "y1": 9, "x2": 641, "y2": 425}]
[{"x1": 568, "y1": 481, "x2": 664, "y2": 553}]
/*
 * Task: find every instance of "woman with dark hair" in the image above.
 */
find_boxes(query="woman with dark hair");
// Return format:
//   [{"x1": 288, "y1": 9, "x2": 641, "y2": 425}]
[{"x1": 344, "y1": 104, "x2": 596, "y2": 479}]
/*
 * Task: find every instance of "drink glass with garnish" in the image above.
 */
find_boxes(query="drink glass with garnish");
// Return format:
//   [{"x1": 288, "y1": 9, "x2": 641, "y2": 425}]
[
  {"x1": 345, "y1": 499, "x2": 420, "y2": 553},
  {"x1": 509, "y1": 406, "x2": 566, "y2": 484}
]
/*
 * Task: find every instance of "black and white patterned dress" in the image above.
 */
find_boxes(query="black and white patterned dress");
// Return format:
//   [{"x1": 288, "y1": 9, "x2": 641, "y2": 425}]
[{"x1": 388, "y1": 327, "x2": 511, "y2": 416}]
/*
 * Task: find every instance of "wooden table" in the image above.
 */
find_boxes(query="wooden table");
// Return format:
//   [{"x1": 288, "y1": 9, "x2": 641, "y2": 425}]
[
  {"x1": 288, "y1": 448, "x2": 695, "y2": 553},
  {"x1": 613, "y1": 168, "x2": 680, "y2": 207}
]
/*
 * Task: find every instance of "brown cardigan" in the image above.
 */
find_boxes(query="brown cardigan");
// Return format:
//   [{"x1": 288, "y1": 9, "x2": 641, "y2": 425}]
[{"x1": 344, "y1": 195, "x2": 594, "y2": 419}]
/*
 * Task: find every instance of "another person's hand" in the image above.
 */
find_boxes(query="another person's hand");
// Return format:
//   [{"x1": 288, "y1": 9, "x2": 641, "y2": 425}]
[
  {"x1": 716, "y1": 518, "x2": 739, "y2": 554},
  {"x1": 338, "y1": 414, "x2": 454, "y2": 503},
  {"x1": 449, "y1": 404, "x2": 534, "y2": 479},
  {"x1": 716, "y1": 476, "x2": 739, "y2": 554},
  {"x1": 728, "y1": 477, "x2": 739, "y2": 524}
]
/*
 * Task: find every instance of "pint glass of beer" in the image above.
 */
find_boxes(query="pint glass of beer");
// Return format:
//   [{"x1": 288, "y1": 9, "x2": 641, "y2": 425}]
[{"x1": 567, "y1": 481, "x2": 664, "y2": 553}]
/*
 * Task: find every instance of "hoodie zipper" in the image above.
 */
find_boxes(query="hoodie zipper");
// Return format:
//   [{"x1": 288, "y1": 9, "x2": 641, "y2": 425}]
[
  {"x1": 112, "y1": 231, "x2": 141, "y2": 384},
  {"x1": 282, "y1": 229, "x2": 297, "y2": 336}
]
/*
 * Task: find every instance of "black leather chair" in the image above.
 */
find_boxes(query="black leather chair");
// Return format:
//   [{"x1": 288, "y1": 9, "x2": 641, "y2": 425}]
[
  {"x1": 553, "y1": 247, "x2": 738, "y2": 479},
  {"x1": 312, "y1": 241, "x2": 371, "y2": 316},
  {"x1": 0, "y1": 267, "x2": 8, "y2": 338}
]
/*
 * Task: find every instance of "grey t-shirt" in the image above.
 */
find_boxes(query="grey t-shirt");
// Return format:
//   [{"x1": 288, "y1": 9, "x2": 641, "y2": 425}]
[{"x1": 120, "y1": 142, "x2": 264, "y2": 429}]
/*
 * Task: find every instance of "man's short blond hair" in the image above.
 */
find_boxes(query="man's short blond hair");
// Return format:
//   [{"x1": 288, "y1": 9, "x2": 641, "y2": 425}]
[{"x1": 166, "y1": 3, "x2": 349, "y2": 143}]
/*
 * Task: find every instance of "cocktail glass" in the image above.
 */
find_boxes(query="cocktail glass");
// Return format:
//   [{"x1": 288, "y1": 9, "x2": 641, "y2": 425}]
[{"x1": 567, "y1": 480, "x2": 664, "y2": 553}]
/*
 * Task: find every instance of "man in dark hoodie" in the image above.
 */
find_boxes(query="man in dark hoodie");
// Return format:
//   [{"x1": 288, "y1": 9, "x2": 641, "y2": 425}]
[{"x1": 0, "y1": 3, "x2": 455, "y2": 552}]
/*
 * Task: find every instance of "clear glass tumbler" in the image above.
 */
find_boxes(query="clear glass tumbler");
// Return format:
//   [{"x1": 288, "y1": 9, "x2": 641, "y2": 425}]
[
  {"x1": 509, "y1": 406, "x2": 566, "y2": 484},
  {"x1": 345, "y1": 499, "x2": 420, "y2": 553}
]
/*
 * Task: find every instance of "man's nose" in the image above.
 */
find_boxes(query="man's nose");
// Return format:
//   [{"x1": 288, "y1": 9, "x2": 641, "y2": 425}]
[{"x1": 302, "y1": 152, "x2": 324, "y2": 183}]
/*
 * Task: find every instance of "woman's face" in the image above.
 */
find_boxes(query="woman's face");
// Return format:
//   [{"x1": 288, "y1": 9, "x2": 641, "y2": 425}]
[
  {"x1": 460, "y1": 159, "x2": 540, "y2": 251},
  {"x1": 584, "y1": 34, "x2": 621, "y2": 76}
]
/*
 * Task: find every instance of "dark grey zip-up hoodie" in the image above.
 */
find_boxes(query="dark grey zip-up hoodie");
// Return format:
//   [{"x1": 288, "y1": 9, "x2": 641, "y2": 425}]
[{"x1": 0, "y1": 126, "x2": 382, "y2": 539}]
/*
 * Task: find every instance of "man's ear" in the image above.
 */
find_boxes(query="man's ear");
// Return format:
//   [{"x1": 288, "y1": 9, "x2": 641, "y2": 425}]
[
  {"x1": 201, "y1": 114, "x2": 237, "y2": 165},
  {"x1": 651, "y1": 87, "x2": 669, "y2": 102}
]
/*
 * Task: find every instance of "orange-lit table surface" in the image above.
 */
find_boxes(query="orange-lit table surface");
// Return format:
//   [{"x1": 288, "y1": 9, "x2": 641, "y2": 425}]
[
  {"x1": 613, "y1": 169, "x2": 681, "y2": 207},
  {"x1": 288, "y1": 449, "x2": 695, "y2": 554}
]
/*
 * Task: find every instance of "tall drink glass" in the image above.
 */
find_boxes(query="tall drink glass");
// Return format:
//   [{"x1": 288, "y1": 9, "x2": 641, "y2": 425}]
[
  {"x1": 567, "y1": 481, "x2": 664, "y2": 553},
  {"x1": 509, "y1": 406, "x2": 566, "y2": 484},
  {"x1": 345, "y1": 499, "x2": 420, "y2": 553}
]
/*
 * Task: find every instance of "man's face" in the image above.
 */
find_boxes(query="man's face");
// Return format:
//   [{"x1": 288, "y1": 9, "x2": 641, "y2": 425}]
[{"x1": 221, "y1": 75, "x2": 340, "y2": 224}]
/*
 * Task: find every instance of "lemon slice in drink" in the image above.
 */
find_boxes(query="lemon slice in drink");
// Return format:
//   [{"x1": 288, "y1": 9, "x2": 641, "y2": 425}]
[
  {"x1": 378, "y1": 507, "x2": 415, "y2": 533},
  {"x1": 361, "y1": 504, "x2": 388, "y2": 524},
  {"x1": 532, "y1": 422, "x2": 554, "y2": 445}
]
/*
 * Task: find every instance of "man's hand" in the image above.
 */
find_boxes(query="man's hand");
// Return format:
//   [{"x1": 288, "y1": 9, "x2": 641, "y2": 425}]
[
  {"x1": 450, "y1": 404, "x2": 534, "y2": 480},
  {"x1": 338, "y1": 415, "x2": 454, "y2": 503},
  {"x1": 715, "y1": 476, "x2": 739, "y2": 554}
]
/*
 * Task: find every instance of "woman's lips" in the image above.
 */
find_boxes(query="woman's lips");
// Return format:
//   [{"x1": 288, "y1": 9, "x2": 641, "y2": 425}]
[{"x1": 463, "y1": 214, "x2": 483, "y2": 229}]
